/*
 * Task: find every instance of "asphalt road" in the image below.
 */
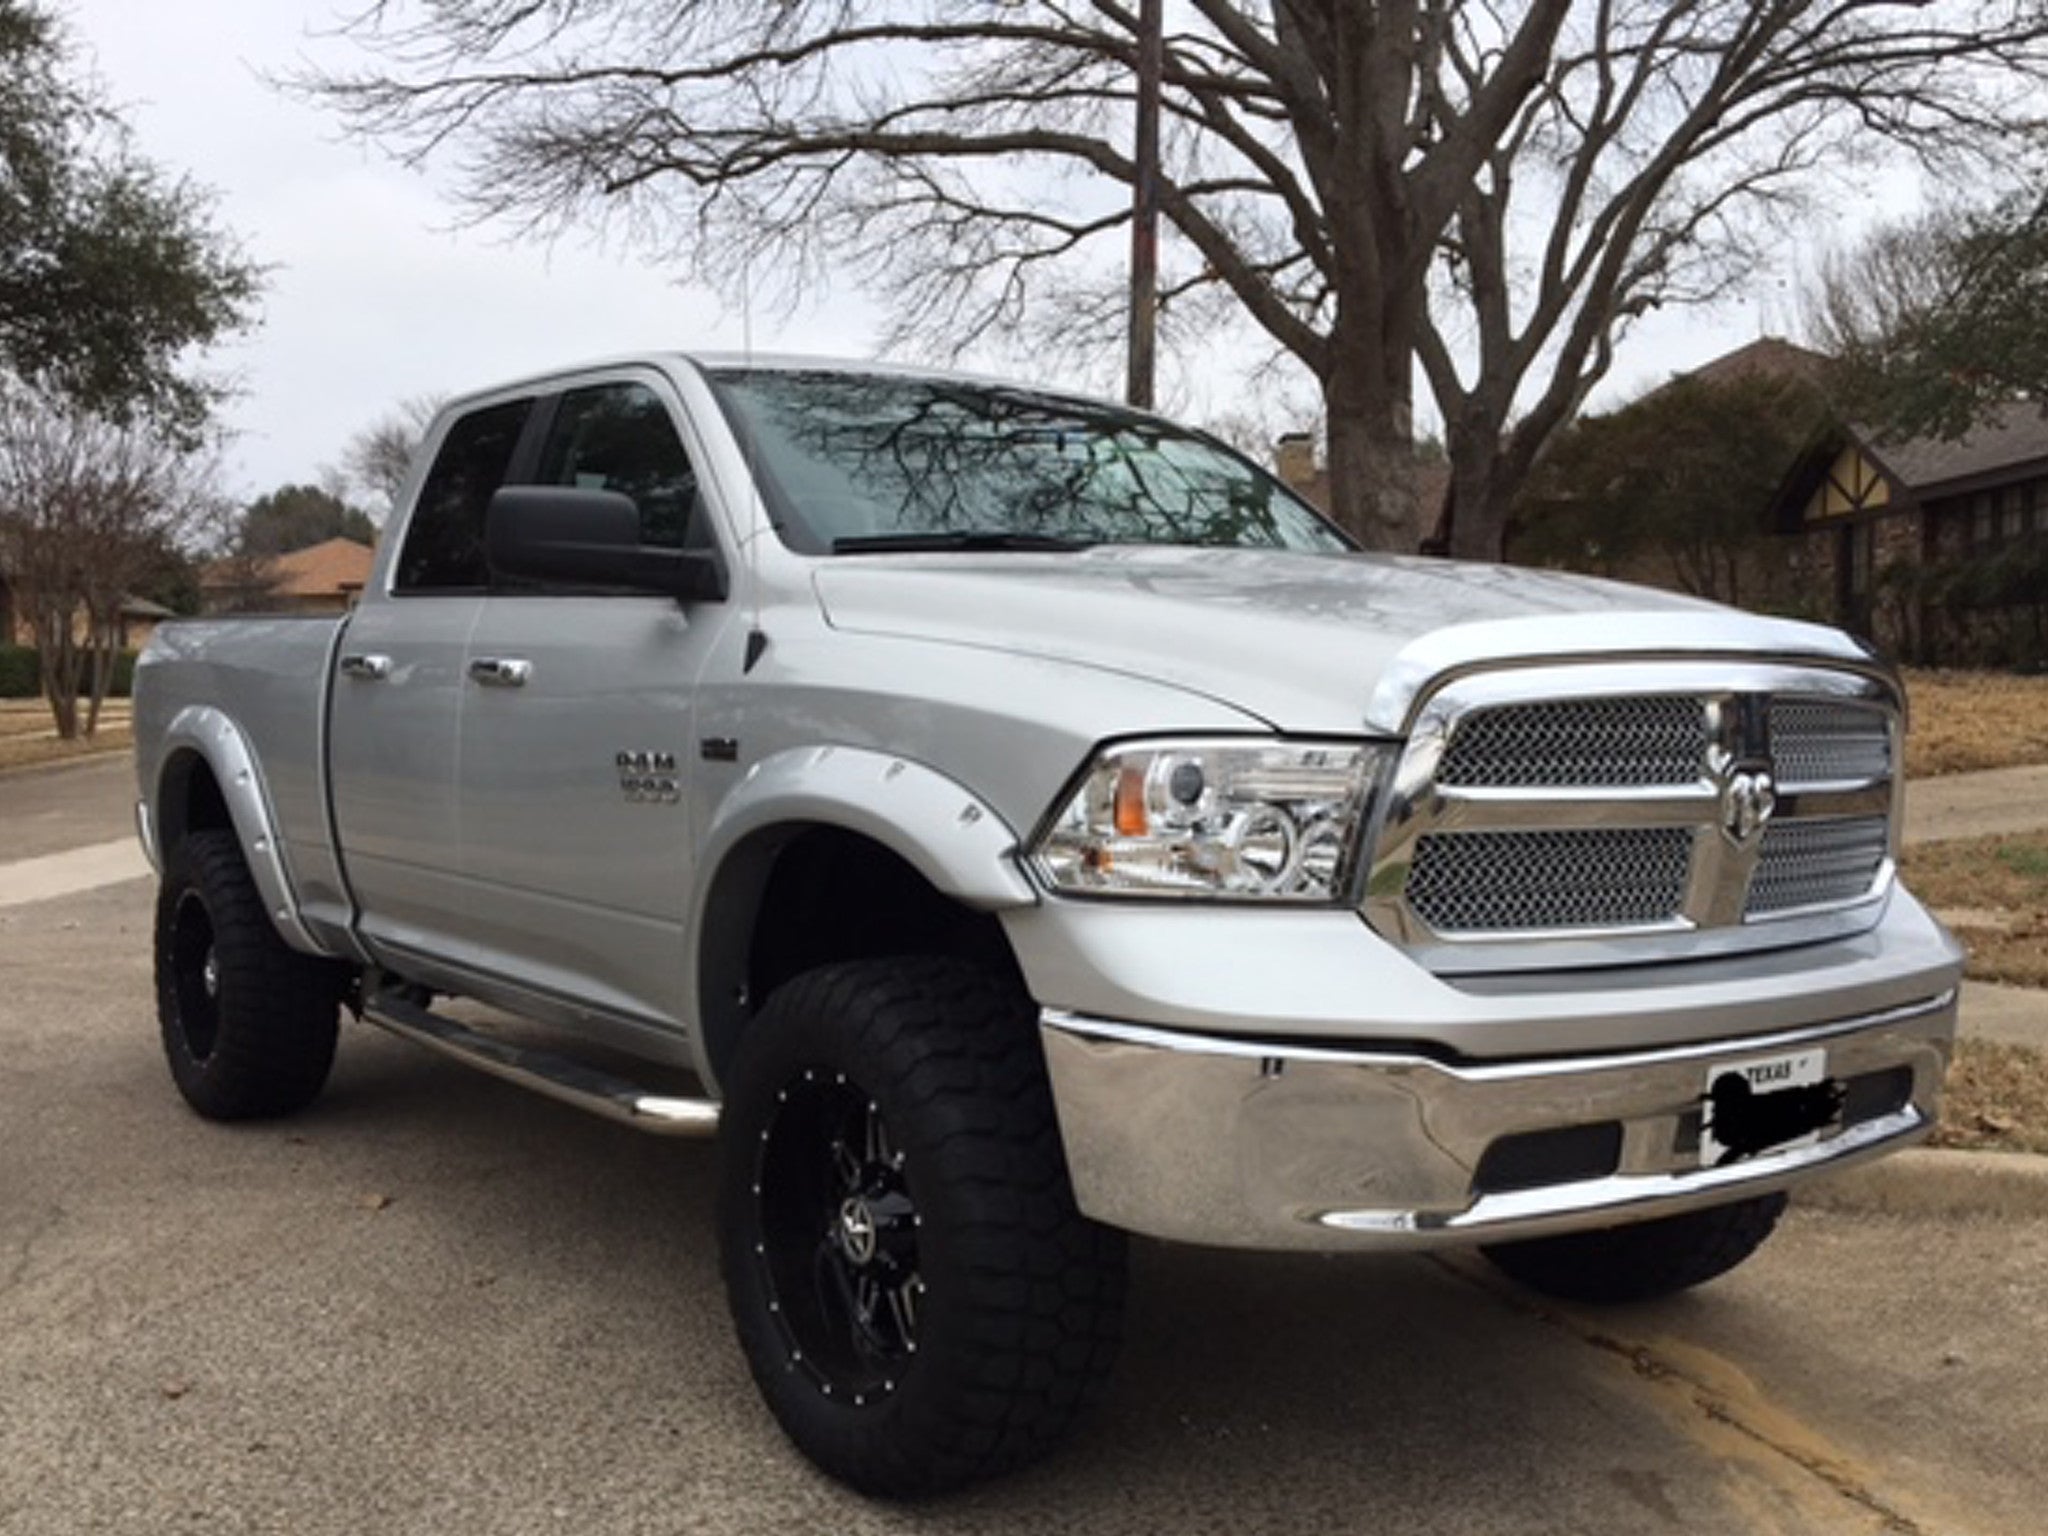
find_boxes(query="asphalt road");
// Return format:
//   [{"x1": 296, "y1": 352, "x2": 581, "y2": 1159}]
[{"x1": 4, "y1": 758, "x2": 2046, "y2": 1535}]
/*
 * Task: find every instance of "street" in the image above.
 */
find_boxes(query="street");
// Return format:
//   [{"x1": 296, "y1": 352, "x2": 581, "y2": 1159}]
[{"x1": 3, "y1": 758, "x2": 2045, "y2": 1535}]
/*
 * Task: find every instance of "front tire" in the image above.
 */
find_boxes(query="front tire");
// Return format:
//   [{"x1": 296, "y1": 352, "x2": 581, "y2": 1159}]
[
  {"x1": 717, "y1": 958, "x2": 1126, "y2": 1497},
  {"x1": 1480, "y1": 1192, "x2": 1788, "y2": 1305},
  {"x1": 154, "y1": 829, "x2": 342, "y2": 1120}
]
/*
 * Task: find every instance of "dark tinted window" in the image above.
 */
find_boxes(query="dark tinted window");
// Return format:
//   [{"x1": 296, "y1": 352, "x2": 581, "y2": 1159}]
[
  {"x1": 535, "y1": 382, "x2": 699, "y2": 549},
  {"x1": 395, "y1": 398, "x2": 534, "y2": 592}
]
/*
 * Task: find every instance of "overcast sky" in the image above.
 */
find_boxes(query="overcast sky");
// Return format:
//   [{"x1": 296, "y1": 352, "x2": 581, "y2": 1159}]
[
  {"x1": 66, "y1": 1, "x2": 1804, "y2": 508},
  {"x1": 63, "y1": 0, "x2": 884, "y2": 504}
]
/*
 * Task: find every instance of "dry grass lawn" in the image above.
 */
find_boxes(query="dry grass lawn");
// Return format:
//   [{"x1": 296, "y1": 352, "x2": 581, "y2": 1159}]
[
  {"x1": 1933, "y1": 1039, "x2": 2048, "y2": 1155},
  {"x1": 0, "y1": 700, "x2": 131, "y2": 773},
  {"x1": 1900, "y1": 832, "x2": 2048, "y2": 989},
  {"x1": 1902, "y1": 668, "x2": 2048, "y2": 777}
]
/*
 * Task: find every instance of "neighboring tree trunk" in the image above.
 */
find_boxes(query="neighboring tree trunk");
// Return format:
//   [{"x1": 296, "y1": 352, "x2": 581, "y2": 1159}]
[
  {"x1": 83, "y1": 603, "x2": 120, "y2": 735},
  {"x1": 33, "y1": 605, "x2": 81, "y2": 739}
]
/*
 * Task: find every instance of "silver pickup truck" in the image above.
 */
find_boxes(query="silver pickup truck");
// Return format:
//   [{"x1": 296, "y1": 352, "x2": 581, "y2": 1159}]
[{"x1": 134, "y1": 355, "x2": 1963, "y2": 1495}]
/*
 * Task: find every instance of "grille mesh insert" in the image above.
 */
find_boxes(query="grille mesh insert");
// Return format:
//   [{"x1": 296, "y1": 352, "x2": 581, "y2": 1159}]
[
  {"x1": 1746, "y1": 817, "x2": 1890, "y2": 916},
  {"x1": 1769, "y1": 699, "x2": 1891, "y2": 785},
  {"x1": 1437, "y1": 697, "x2": 1706, "y2": 788},
  {"x1": 1406, "y1": 828, "x2": 1694, "y2": 932}
]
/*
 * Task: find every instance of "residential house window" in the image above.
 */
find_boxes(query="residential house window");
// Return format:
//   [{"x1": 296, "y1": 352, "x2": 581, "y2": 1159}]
[
  {"x1": 1972, "y1": 491, "x2": 1994, "y2": 551},
  {"x1": 1850, "y1": 522, "x2": 1874, "y2": 598},
  {"x1": 2000, "y1": 486, "x2": 2024, "y2": 541},
  {"x1": 2024, "y1": 481, "x2": 2041, "y2": 536}
]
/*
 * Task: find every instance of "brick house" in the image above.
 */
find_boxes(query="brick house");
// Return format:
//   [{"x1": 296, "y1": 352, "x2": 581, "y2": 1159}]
[{"x1": 1768, "y1": 404, "x2": 2048, "y2": 654}]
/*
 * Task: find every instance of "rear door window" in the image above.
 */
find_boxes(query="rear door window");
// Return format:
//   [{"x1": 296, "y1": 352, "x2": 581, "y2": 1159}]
[{"x1": 394, "y1": 398, "x2": 535, "y2": 592}]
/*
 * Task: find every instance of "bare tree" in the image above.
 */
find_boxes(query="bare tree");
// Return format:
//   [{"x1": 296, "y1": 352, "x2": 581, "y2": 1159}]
[
  {"x1": 0, "y1": 386, "x2": 220, "y2": 737},
  {"x1": 340, "y1": 393, "x2": 442, "y2": 518},
  {"x1": 1807, "y1": 191, "x2": 2048, "y2": 440},
  {"x1": 307, "y1": 2, "x2": 2048, "y2": 555}
]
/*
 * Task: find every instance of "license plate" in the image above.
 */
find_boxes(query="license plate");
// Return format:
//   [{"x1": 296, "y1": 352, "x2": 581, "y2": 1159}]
[{"x1": 1700, "y1": 1047, "x2": 1835, "y2": 1167}]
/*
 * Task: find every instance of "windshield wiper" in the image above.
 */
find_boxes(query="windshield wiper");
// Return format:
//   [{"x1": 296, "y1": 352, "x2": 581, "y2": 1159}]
[{"x1": 831, "y1": 531, "x2": 1097, "y2": 555}]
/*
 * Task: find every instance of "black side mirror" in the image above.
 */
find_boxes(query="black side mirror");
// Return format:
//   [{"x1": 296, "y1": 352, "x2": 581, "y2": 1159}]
[{"x1": 485, "y1": 485, "x2": 728, "y2": 602}]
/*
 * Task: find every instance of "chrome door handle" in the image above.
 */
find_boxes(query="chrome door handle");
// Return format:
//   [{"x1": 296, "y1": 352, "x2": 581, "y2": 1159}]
[
  {"x1": 339, "y1": 653, "x2": 391, "y2": 681},
  {"x1": 468, "y1": 657, "x2": 532, "y2": 688}
]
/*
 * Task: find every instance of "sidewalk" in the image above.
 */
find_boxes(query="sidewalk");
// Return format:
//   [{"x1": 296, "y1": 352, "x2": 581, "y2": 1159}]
[
  {"x1": 1900, "y1": 764, "x2": 2048, "y2": 1051},
  {"x1": 1959, "y1": 980, "x2": 2048, "y2": 1049},
  {"x1": 1904, "y1": 762, "x2": 2048, "y2": 846}
]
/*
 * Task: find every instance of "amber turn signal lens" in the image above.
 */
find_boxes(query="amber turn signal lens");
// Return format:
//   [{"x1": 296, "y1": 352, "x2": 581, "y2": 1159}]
[{"x1": 1113, "y1": 763, "x2": 1149, "y2": 837}]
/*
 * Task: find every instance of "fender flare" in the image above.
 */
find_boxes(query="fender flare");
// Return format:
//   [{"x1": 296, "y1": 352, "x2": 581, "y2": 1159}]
[
  {"x1": 151, "y1": 705, "x2": 321, "y2": 955},
  {"x1": 686, "y1": 745, "x2": 1038, "y2": 1084}
]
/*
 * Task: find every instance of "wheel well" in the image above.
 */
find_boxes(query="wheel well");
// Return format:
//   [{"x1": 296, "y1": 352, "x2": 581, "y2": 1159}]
[
  {"x1": 157, "y1": 749, "x2": 232, "y2": 857},
  {"x1": 698, "y1": 825, "x2": 1026, "y2": 1085}
]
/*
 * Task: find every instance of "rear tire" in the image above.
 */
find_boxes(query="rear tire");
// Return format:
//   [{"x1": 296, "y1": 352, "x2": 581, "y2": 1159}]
[
  {"x1": 717, "y1": 957, "x2": 1126, "y2": 1497},
  {"x1": 154, "y1": 830, "x2": 342, "y2": 1120},
  {"x1": 1481, "y1": 1192, "x2": 1788, "y2": 1305}
]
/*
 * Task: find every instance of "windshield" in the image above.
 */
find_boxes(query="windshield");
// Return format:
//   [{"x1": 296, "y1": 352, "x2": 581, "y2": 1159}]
[{"x1": 706, "y1": 368, "x2": 1353, "y2": 556}]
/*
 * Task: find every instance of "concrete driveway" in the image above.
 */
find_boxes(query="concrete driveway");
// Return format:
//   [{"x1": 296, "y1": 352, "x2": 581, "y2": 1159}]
[{"x1": 3, "y1": 757, "x2": 2046, "y2": 1535}]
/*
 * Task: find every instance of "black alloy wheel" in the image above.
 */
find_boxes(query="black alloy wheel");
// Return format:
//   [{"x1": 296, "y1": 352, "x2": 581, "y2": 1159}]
[{"x1": 718, "y1": 957, "x2": 1126, "y2": 1497}]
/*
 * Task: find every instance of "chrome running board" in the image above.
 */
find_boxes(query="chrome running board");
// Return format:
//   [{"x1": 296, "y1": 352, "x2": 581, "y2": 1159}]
[{"x1": 361, "y1": 988, "x2": 720, "y2": 1137}]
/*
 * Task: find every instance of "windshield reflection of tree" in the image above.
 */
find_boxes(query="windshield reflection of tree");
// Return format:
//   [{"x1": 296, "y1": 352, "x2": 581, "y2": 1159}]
[{"x1": 734, "y1": 374, "x2": 1299, "y2": 549}]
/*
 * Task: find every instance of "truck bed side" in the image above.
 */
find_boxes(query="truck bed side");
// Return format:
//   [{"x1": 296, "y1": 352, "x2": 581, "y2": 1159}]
[{"x1": 134, "y1": 614, "x2": 355, "y2": 958}]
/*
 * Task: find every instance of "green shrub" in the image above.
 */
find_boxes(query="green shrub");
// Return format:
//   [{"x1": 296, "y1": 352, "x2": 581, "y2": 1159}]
[
  {"x1": 0, "y1": 646, "x2": 37, "y2": 698},
  {"x1": 0, "y1": 646, "x2": 140, "y2": 699}
]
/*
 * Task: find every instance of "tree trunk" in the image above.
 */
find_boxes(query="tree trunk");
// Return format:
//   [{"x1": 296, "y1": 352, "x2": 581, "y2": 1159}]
[
  {"x1": 1444, "y1": 434, "x2": 1516, "y2": 564},
  {"x1": 85, "y1": 616, "x2": 116, "y2": 737},
  {"x1": 1321, "y1": 328, "x2": 1421, "y2": 550},
  {"x1": 36, "y1": 611, "x2": 80, "y2": 740}
]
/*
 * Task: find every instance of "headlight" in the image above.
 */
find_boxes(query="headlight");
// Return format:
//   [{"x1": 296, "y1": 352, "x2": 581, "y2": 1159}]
[{"x1": 1029, "y1": 738, "x2": 1392, "y2": 902}]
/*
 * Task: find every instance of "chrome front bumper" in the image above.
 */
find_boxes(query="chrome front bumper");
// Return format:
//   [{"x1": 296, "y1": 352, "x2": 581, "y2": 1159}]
[{"x1": 1039, "y1": 991, "x2": 1955, "y2": 1251}]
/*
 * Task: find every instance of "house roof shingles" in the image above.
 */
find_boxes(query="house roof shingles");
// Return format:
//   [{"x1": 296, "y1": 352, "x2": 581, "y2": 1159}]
[
  {"x1": 1869, "y1": 402, "x2": 2048, "y2": 498},
  {"x1": 204, "y1": 536, "x2": 374, "y2": 598},
  {"x1": 1683, "y1": 335, "x2": 1829, "y2": 390}
]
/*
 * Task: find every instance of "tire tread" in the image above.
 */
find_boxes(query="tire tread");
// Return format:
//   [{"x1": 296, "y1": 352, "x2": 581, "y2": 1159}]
[
  {"x1": 719, "y1": 957, "x2": 1125, "y2": 1496},
  {"x1": 154, "y1": 829, "x2": 340, "y2": 1119}
]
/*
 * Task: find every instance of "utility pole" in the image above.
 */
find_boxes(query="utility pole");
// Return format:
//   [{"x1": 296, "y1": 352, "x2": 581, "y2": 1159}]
[{"x1": 1125, "y1": 0, "x2": 1163, "y2": 410}]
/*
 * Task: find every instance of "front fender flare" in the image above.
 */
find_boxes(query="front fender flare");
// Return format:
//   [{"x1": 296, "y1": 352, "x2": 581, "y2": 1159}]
[
  {"x1": 686, "y1": 745, "x2": 1039, "y2": 1085},
  {"x1": 700, "y1": 745, "x2": 1038, "y2": 910}
]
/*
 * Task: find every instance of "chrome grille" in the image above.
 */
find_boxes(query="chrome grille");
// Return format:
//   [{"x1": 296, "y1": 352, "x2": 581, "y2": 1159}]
[
  {"x1": 1437, "y1": 696, "x2": 1706, "y2": 787},
  {"x1": 1769, "y1": 700, "x2": 1891, "y2": 785},
  {"x1": 1746, "y1": 817, "x2": 1890, "y2": 915},
  {"x1": 1365, "y1": 662, "x2": 1900, "y2": 969},
  {"x1": 1407, "y1": 829, "x2": 1693, "y2": 932}
]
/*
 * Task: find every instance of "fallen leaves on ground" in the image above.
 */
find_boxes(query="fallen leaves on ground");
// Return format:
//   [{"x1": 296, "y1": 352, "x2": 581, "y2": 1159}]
[
  {"x1": 1903, "y1": 669, "x2": 2048, "y2": 778},
  {"x1": 1933, "y1": 1039, "x2": 2048, "y2": 1155}
]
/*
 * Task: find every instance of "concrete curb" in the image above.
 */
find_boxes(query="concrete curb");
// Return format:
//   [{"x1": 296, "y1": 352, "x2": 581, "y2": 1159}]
[{"x1": 1795, "y1": 1148, "x2": 2048, "y2": 1219}]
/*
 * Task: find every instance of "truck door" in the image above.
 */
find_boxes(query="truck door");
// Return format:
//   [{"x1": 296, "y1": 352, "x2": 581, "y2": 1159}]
[
  {"x1": 328, "y1": 393, "x2": 536, "y2": 971},
  {"x1": 453, "y1": 372, "x2": 732, "y2": 1030}
]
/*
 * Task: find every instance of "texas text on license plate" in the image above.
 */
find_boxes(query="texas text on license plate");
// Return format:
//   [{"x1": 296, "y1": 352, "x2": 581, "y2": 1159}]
[{"x1": 1700, "y1": 1046, "x2": 1841, "y2": 1167}]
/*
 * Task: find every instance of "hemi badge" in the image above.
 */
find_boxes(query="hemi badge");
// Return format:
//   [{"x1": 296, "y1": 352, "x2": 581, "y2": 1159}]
[{"x1": 700, "y1": 738, "x2": 740, "y2": 763}]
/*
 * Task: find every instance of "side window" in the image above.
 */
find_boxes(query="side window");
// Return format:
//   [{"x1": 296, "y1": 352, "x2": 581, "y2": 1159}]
[
  {"x1": 395, "y1": 398, "x2": 534, "y2": 592},
  {"x1": 535, "y1": 382, "x2": 701, "y2": 549}
]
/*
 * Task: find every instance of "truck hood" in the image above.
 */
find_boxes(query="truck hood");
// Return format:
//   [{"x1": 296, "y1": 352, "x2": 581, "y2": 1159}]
[{"x1": 812, "y1": 546, "x2": 1856, "y2": 735}]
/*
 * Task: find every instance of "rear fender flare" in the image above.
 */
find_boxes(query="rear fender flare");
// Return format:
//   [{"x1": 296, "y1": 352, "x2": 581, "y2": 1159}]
[{"x1": 153, "y1": 705, "x2": 321, "y2": 955}]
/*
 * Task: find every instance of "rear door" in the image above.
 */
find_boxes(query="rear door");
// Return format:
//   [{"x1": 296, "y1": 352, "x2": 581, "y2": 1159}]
[
  {"x1": 328, "y1": 393, "x2": 537, "y2": 968},
  {"x1": 452, "y1": 370, "x2": 734, "y2": 1029}
]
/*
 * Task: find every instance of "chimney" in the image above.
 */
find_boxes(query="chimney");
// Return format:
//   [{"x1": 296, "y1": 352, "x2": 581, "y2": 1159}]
[{"x1": 1274, "y1": 432, "x2": 1317, "y2": 492}]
